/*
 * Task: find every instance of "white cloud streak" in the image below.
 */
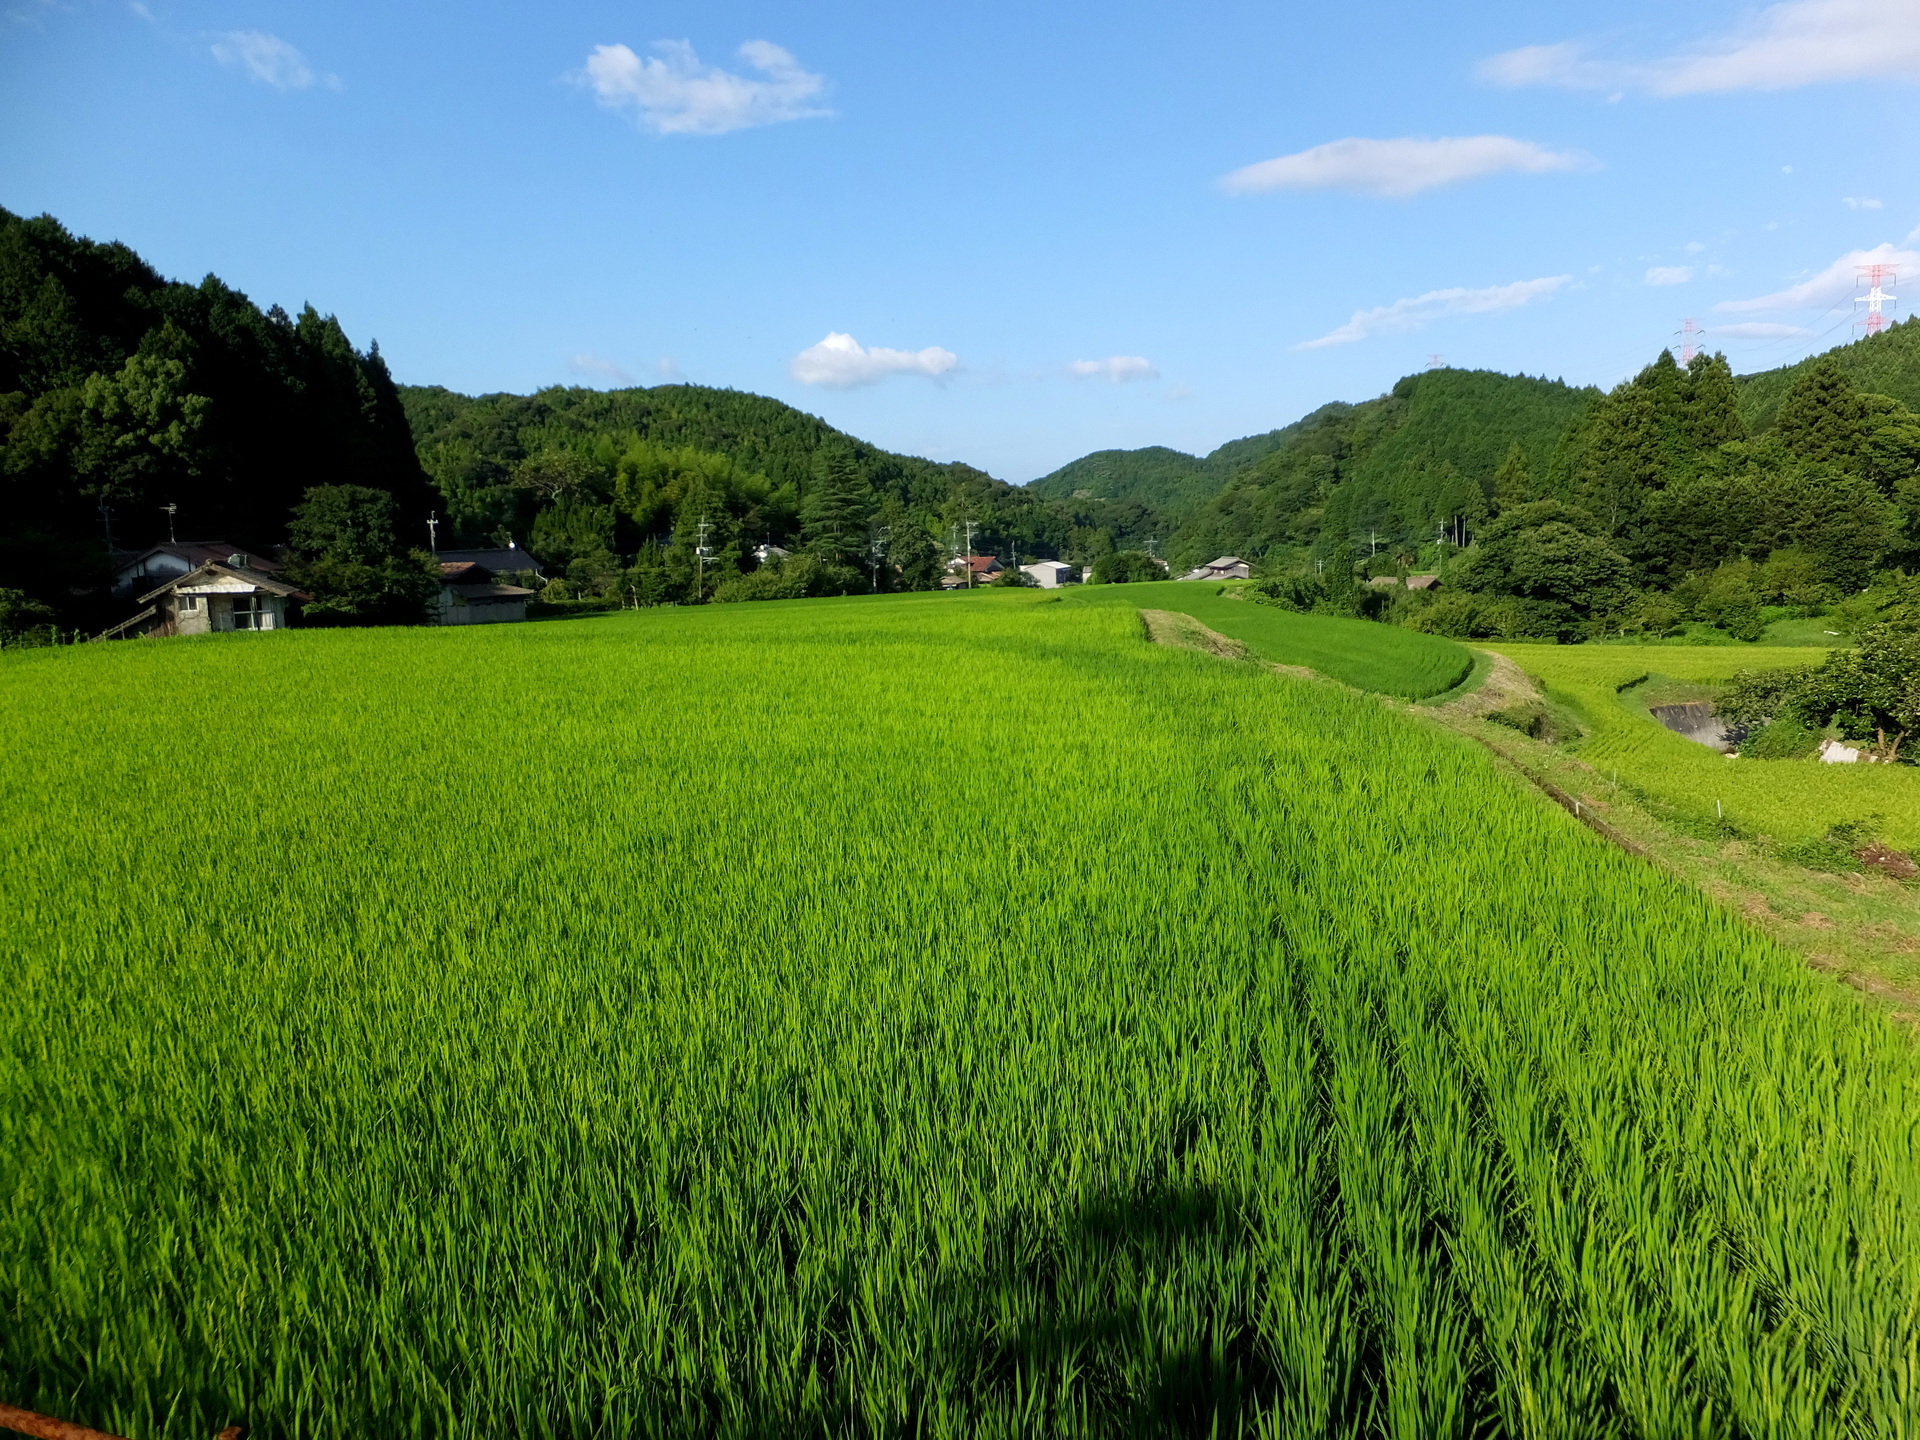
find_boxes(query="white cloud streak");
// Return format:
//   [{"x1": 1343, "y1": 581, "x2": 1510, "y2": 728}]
[
  {"x1": 1221, "y1": 135, "x2": 1592, "y2": 199},
  {"x1": 1646, "y1": 266, "x2": 1694, "y2": 286},
  {"x1": 789, "y1": 333, "x2": 957, "y2": 388},
  {"x1": 1712, "y1": 322, "x2": 1815, "y2": 338},
  {"x1": 1480, "y1": 0, "x2": 1920, "y2": 96},
  {"x1": 1717, "y1": 242, "x2": 1919, "y2": 311},
  {"x1": 570, "y1": 353, "x2": 634, "y2": 386},
  {"x1": 1066, "y1": 355, "x2": 1159, "y2": 382},
  {"x1": 1296, "y1": 275, "x2": 1570, "y2": 350},
  {"x1": 1844, "y1": 196, "x2": 1884, "y2": 209},
  {"x1": 580, "y1": 39, "x2": 829, "y2": 135},
  {"x1": 211, "y1": 31, "x2": 333, "y2": 90}
]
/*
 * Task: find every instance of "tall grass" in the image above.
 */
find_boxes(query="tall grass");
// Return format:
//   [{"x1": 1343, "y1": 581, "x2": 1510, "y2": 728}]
[{"x1": 2, "y1": 594, "x2": 1916, "y2": 1437}]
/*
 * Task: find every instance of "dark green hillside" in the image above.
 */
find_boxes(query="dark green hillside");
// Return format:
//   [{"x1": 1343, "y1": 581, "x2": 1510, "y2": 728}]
[
  {"x1": 1170, "y1": 369, "x2": 1598, "y2": 566},
  {"x1": 1740, "y1": 318, "x2": 1920, "y2": 430},
  {"x1": 396, "y1": 384, "x2": 1143, "y2": 598},
  {"x1": 1027, "y1": 446, "x2": 1213, "y2": 512},
  {"x1": 0, "y1": 208, "x2": 433, "y2": 621}
]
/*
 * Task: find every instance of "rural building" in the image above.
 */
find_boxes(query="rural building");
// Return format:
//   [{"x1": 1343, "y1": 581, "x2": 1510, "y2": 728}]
[
  {"x1": 941, "y1": 555, "x2": 1005, "y2": 588},
  {"x1": 1366, "y1": 573, "x2": 1443, "y2": 592},
  {"x1": 436, "y1": 544, "x2": 544, "y2": 579},
  {"x1": 754, "y1": 543, "x2": 793, "y2": 565},
  {"x1": 1179, "y1": 556, "x2": 1252, "y2": 581},
  {"x1": 111, "y1": 540, "x2": 281, "y2": 598},
  {"x1": 99, "y1": 559, "x2": 304, "y2": 639},
  {"x1": 438, "y1": 561, "x2": 536, "y2": 625},
  {"x1": 1020, "y1": 560, "x2": 1079, "y2": 588}
]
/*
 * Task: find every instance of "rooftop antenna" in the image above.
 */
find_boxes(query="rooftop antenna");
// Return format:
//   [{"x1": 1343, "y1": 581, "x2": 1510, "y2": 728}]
[
  {"x1": 426, "y1": 511, "x2": 438, "y2": 554},
  {"x1": 1675, "y1": 319, "x2": 1702, "y2": 365},
  {"x1": 1857, "y1": 265, "x2": 1899, "y2": 337},
  {"x1": 161, "y1": 501, "x2": 178, "y2": 544}
]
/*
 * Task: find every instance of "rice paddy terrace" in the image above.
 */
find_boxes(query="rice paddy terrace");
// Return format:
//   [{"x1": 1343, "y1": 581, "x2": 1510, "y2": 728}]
[{"x1": 3, "y1": 591, "x2": 1918, "y2": 1438}]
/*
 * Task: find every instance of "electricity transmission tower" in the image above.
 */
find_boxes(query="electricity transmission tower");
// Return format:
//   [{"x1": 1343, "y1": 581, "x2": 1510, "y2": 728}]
[
  {"x1": 1857, "y1": 265, "x2": 1899, "y2": 337},
  {"x1": 1675, "y1": 319, "x2": 1702, "y2": 365}
]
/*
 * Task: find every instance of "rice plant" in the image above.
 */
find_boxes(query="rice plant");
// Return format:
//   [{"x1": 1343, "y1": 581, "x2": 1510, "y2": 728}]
[{"x1": 2, "y1": 594, "x2": 1915, "y2": 1437}]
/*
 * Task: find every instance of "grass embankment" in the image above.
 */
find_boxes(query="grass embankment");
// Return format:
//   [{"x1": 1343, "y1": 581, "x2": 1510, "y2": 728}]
[
  {"x1": 1067, "y1": 581, "x2": 1473, "y2": 698},
  {"x1": 1491, "y1": 641, "x2": 1920, "y2": 852},
  {"x1": 4, "y1": 595, "x2": 1918, "y2": 1436}
]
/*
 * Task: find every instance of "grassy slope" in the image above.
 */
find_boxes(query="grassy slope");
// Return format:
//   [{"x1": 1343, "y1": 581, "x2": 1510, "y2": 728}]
[
  {"x1": 1064, "y1": 582, "x2": 1473, "y2": 699},
  {"x1": 1490, "y1": 642, "x2": 1920, "y2": 849},
  {"x1": 4, "y1": 598, "x2": 1918, "y2": 1435}
]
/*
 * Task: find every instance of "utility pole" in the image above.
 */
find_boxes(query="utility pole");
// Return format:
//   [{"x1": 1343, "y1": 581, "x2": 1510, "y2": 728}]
[
  {"x1": 962, "y1": 519, "x2": 977, "y2": 587},
  {"x1": 426, "y1": 511, "x2": 439, "y2": 554},
  {"x1": 161, "y1": 502, "x2": 178, "y2": 544},
  {"x1": 693, "y1": 517, "x2": 713, "y2": 602},
  {"x1": 868, "y1": 525, "x2": 890, "y2": 592},
  {"x1": 98, "y1": 500, "x2": 115, "y2": 558}
]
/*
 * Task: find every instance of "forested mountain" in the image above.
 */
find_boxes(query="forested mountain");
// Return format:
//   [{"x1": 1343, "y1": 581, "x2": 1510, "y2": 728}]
[
  {"x1": 396, "y1": 383, "x2": 1162, "y2": 600},
  {"x1": 0, "y1": 208, "x2": 433, "y2": 622},
  {"x1": 1167, "y1": 369, "x2": 1599, "y2": 565},
  {"x1": 1740, "y1": 318, "x2": 1920, "y2": 431}
]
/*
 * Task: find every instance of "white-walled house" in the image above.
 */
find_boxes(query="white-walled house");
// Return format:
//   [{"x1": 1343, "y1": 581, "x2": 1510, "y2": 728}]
[
  {"x1": 1020, "y1": 560, "x2": 1079, "y2": 588},
  {"x1": 99, "y1": 559, "x2": 304, "y2": 639},
  {"x1": 111, "y1": 540, "x2": 281, "y2": 598},
  {"x1": 437, "y1": 561, "x2": 535, "y2": 625}
]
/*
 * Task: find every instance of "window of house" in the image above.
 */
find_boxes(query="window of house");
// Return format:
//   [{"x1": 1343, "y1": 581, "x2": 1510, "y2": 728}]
[
  {"x1": 178, "y1": 595, "x2": 198, "y2": 611},
  {"x1": 231, "y1": 595, "x2": 262, "y2": 630}
]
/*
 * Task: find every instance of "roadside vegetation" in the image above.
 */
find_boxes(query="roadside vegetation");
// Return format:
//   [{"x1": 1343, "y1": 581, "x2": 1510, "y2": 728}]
[{"x1": 6, "y1": 593, "x2": 1920, "y2": 1436}]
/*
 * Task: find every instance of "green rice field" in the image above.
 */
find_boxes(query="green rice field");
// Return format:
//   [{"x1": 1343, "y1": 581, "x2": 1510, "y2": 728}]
[
  {"x1": 1066, "y1": 583, "x2": 1474, "y2": 699},
  {"x1": 4, "y1": 592, "x2": 1919, "y2": 1437},
  {"x1": 1492, "y1": 642, "x2": 1920, "y2": 850}
]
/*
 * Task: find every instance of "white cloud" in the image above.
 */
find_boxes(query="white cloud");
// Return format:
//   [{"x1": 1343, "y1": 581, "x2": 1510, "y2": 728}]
[
  {"x1": 789, "y1": 332, "x2": 957, "y2": 388},
  {"x1": 1166, "y1": 383, "x2": 1194, "y2": 402},
  {"x1": 1717, "y1": 241, "x2": 1919, "y2": 311},
  {"x1": 1844, "y1": 196, "x2": 1884, "y2": 209},
  {"x1": 1646, "y1": 266, "x2": 1694, "y2": 286},
  {"x1": 211, "y1": 31, "x2": 334, "y2": 90},
  {"x1": 580, "y1": 39, "x2": 829, "y2": 135},
  {"x1": 1713, "y1": 322, "x2": 1815, "y2": 338},
  {"x1": 129, "y1": 2, "x2": 154, "y2": 21},
  {"x1": 570, "y1": 353, "x2": 634, "y2": 386},
  {"x1": 1066, "y1": 355, "x2": 1159, "y2": 383},
  {"x1": 1297, "y1": 275, "x2": 1570, "y2": 349},
  {"x1": 1685, "y1": 240, "x2": 1707, "y2": 254},
  {"x1": 1221, "y1": 135, "x2": 1591, "y2": 199},
  {"x1": 1480, "y1": 0, "x2": 1920, "y2": 96}
]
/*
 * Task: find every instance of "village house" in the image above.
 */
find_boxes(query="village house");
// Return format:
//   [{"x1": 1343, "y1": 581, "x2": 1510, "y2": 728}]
[
  {"x1": 438, "y1": 561, "x2": 536, "y2": 625},
  {"x1": 1179, "y1": 556, "x2": 1252, "y2": 581},
  {"x1": 940, "y1": 555, "x2": 1005, "y2": 589},
  {"x1": 111, "y1": 540, "x2": 281, "y2": 598},
  {"x1": 435, "y1": 543, "x2": 544, "y2": 580},
  {"x1": 98, "y1": 558, "x2": 304, "y2": 639},
  {"x1": 1366, "y1": 573, "x2": 1443, "y2": 592},
  {"x1": 1020, "y1": 560, "x2": 1079, "y2": 588}
]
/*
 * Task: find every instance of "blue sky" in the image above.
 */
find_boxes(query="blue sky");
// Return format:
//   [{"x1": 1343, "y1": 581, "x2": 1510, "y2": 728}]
[{"x1": 3, "y1": 0, "x2": 1917, "y2": 481}]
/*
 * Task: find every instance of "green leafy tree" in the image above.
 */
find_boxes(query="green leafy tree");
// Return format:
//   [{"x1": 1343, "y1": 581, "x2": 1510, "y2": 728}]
[
  {"x1": 1492, "y1": 443, "x2": 1535, "y2": 511},
  {"x1": 1452, "y1": 501, "x2": 1633, "y2": 638},
  {"x1": 803, "y1": 447, "x2": 871, "y2": 567},
  {"x1": 1772, "y1": 357, "x2": 1868, "y2": 466},
  {"x1": 0, "y1": 588, "x2": 57, "y2": 647},
  {"x1": 1088, "y1": 550, "x2": 1168, "y2": 583},
  {"x1": 283, "y1": 485, "x2": 441, "y2": 625}
]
